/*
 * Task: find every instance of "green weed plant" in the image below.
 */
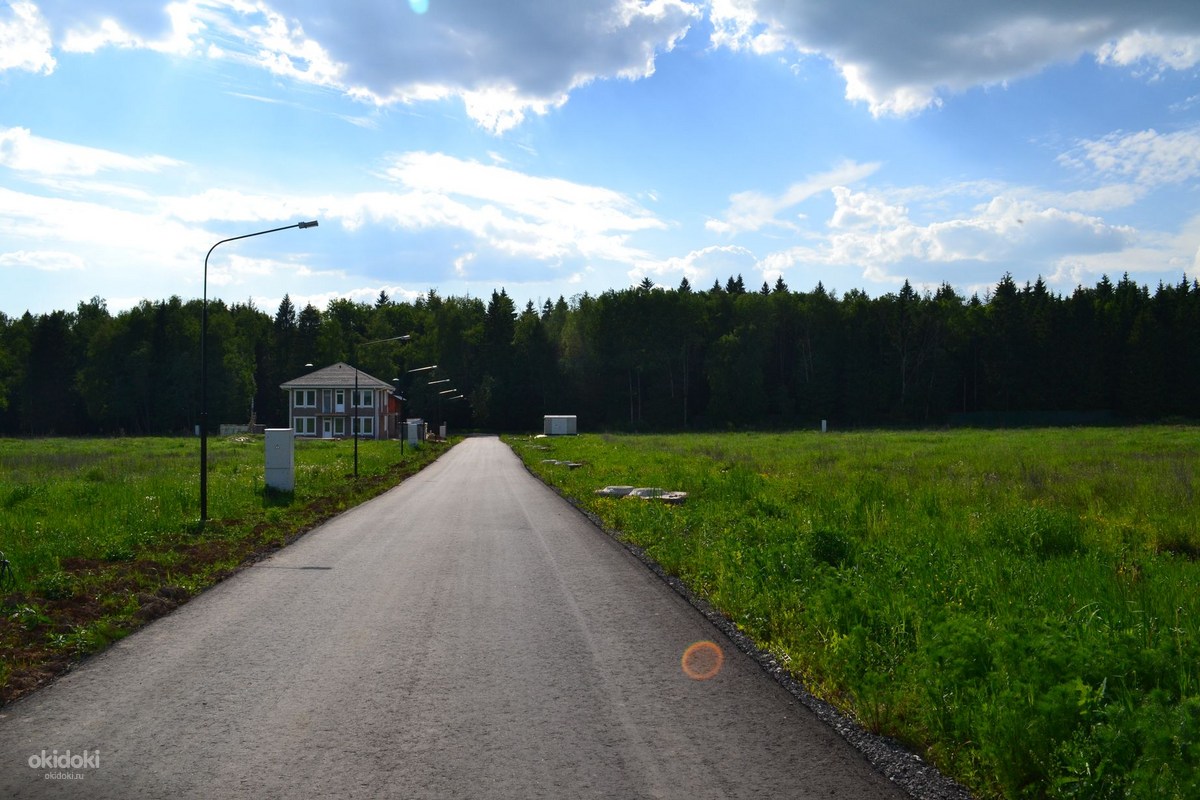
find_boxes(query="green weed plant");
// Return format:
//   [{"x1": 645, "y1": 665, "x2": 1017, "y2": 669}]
[{"x1": 511, "y1": 427, "x2": 1200, "y2": 800}]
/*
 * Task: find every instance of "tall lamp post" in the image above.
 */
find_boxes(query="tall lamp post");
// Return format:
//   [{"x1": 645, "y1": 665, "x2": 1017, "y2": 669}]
[
  {"x1": 352, "y1": 335, "x2": 411, "y2": 478},
  {"x1": 200, "y1": 220, "x2": 318, "y2": 526}
]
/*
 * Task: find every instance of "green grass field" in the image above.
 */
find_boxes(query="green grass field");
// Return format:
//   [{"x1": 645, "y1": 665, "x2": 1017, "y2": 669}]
[
  {"x1": 0, "y1": 434, "x2": 445, "y2": 702},
  {"x1": 510, "y1": 427, "x2": 1200, "y2": 800}
]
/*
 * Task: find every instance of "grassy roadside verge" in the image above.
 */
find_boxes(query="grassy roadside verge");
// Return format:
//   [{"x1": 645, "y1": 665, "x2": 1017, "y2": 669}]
[
  {"x1": 507, "y1": 428, "x2": 1200, "y2": 800},
  {"x1": 0, "y1": 435, "x2": 450, "y2": 705}
]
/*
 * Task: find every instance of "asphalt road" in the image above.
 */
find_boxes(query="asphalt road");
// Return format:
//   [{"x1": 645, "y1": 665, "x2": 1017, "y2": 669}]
[{"x1": 0, "y1": 436, "x2": 907, "y2": 799}]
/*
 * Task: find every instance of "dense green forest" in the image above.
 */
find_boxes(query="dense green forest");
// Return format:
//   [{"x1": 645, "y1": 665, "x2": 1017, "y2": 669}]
[{"x1": 0, "y1": 271, "x2": 1197, "y2": 436}]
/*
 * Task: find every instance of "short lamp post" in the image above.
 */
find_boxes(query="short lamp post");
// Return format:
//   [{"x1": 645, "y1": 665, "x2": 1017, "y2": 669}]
[
  {"x1": 391, "y1": 378, "x2": 405, "y2": 455},
  {"x1": 401, "y1": 364, "x2": 438, "y2": 449},
  {"x1": 352, "y1": 335, "x2": 411, "y2": 478},
  {"x1": 201, "y1": 220, "x2": 318, "y2": 527}
]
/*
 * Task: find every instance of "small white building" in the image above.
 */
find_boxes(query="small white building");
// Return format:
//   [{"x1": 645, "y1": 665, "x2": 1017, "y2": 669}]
[{"x1": 543, "y1": 415, "x2": 577, "y2": 435}]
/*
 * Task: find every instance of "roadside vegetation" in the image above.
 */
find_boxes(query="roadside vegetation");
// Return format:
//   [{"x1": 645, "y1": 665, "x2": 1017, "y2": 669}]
[
  {"x1": 0, "y1": 434, "x2": 446, "y2": 704},
  {"x1": 511, "y1": 426, "x2": 1200, "y2": 800}
]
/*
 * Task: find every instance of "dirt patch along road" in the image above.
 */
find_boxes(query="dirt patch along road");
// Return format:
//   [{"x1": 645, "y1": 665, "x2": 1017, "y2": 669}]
[{"x1": 0, "y1": 436, "x2": 906, "y2": 799}]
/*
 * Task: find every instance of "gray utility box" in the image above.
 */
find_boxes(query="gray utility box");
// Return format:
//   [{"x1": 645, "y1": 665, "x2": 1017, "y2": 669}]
[
  {"x1": 406, "y1": 418, "x2": 425, "y2": 447},
  {"x1": 265, "y1": 428, "x2": 295, "y2": 492},
  {"x1": 543, "y1": 415, "x2": 577, "y2": 435}
]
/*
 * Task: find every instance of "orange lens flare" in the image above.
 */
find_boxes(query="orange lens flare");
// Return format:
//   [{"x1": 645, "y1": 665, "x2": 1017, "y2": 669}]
[{"x1": 681, "y1": 640, "x2": 724, "y2": 681}]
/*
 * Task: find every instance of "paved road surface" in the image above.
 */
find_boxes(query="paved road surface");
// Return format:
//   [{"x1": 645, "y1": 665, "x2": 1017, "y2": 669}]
[{"x1": 0, "y1": 436, "x2": 906, "y2": 799}]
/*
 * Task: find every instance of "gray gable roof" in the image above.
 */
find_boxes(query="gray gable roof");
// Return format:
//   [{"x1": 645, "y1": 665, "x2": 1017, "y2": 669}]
[{"x1": 280, "y1": 362, "x2": 396, "y2": 391}]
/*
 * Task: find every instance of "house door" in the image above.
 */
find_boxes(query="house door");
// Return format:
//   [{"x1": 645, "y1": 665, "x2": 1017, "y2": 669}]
[{"x1": 322, "y1": 419, "x2": 332, "y2": 439}]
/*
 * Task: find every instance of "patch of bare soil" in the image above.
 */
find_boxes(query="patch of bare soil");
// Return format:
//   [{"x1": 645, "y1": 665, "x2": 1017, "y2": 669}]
[{"x1": 3, "y1": 497, "x2": 356, "y2": 706}]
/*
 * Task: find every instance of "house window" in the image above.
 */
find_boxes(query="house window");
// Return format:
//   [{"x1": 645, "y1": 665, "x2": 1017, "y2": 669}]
[
  {"x1": 293, "y1": 416, "x2": 316, "y2": 435},
  {"x1": 294, "y1": 389, "x2": 316, "y2": 407},
  {"x1": 333, "y1": 417, "x2": 345, "y2": 436},
  {"x1": 354, "y1": 416, "x2": 374, "y2": 436},
  {"x1": 353, "y1": 389, "x2": 374, "y2": 408}
]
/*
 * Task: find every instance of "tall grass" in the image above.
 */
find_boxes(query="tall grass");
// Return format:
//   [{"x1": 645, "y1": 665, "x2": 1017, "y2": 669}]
[
  {"x1": 0, "y1": 434, "x2": 445, "y2": 703},
  {"x1": 511, "y1": 427, "x2": 1200, "y2": 799},
  {"x1": 0, "y1": 435, "x2": 433, "y2": 594}
]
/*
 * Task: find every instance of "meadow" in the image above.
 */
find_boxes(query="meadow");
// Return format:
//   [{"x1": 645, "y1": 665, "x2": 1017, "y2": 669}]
[
  {"x1": 0, "y1": 434, "x2": 445, "y2": 701},
  {"x1": 510, "y1": 427, "x2": 1200, "y2": 800}
]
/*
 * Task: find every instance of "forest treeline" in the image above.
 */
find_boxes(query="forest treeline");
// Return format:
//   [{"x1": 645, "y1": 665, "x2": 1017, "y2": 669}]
[{"x1": 1, "y1": 271, "x2": 1197, "y2": 436}]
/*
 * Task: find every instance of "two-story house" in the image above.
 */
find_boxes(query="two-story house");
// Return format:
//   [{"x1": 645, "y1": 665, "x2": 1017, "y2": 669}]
[{"x1": 280, "y1": 363, "x2": 399, "y2": 439}]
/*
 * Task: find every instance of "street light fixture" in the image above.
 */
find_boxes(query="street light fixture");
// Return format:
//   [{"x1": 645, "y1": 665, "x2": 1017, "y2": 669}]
[
  {"x1": 398, "y1": 365, "x2": 438, "y2": 448},
  {"x1": 352, "y1": 334, "x2": 411, "y2": 478},
  {"x1": 200, "y1": 220, "x2": 318, "y2": 526}
]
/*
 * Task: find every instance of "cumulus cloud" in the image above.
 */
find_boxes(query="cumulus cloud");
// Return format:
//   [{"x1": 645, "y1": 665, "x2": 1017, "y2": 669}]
[
  {"x1": 1096, "y1": 30, "x2": 1200, "y2": 72},
  {"x1": 828, "y1": 189, "x2": 1132, "y2": 266},
  {"x1": 21, "y1": 0, "x2": 701, "y2": 133},
  {"x1": 753, "y1": 183, "x2": 1137, "y2": 293},
  {"x1": 636, "y1": 243, "x2": 757, "y2": 286},
  {"x1": 710, "y1": 0, "x2": 1200, "y2": 116},
  {"x1": 0, "y1": 1, "x2": 54, "y2": 72}
]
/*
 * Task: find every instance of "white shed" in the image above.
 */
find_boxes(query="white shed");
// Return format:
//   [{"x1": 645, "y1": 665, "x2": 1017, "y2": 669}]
[{"x1": 543, "y1": 415, "x2": 577, "y2": 435}]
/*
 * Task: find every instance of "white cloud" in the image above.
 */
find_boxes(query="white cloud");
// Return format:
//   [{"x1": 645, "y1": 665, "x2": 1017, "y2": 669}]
[
  {"x1": 0, "y1": 248, "x2": 83, "y2": 271},
  {"x1": 374, "y1": 151, "x2": 665, "y2": 262},
  {"x1": 0, "y1": 126, "x2": 182, "y2": 176},
  {"x1": 827, "y1": 190, "x2": 1132, "y2": 266},
  {"x1": 828, "y1": 186, "x2": 906, "y2": 231},
  {"x1": 1049, "y1": 212, "x2": 1200, "y2": 288},
  {"x1": 752, "y1": 185, "x2": 1138, "y2": 293},
  {"x1": 54, "y1": 0, "x2": 205, "y2": 56},
  {"x1": 155, "y1": 152, "x2": 668, "y2": 281},
  {"x1": 25, "y1": 0, "x2": 701, "y2": 133},
  {"x1": 637, "y1": 243, "x2": 757, "y2": 286},
  {"x1": 1097, "y1": 30, "x2": 1200, "y2": 72},
  {"x1": 161, "y1": 188, "x2": 315, "y2": 224},
  {"x1": 0, "y1": 186, "x2": 207, "y2": 269},
  {"x1": 1030, "y1": 184, "x2": 1144, "y2": 213},
  {"x1": 709, "y1": 1, "x2": 1200, "y2": 117},
  {"x1": 567, "y1": 267, "x2": 593, "y2": 285},
  {"x1": 1061, "y1": 127, "x2": 1200, "y2": 187},
  {"x1": 0, "y1": 1, "x2": 54, "y2": 73},
  {"x1": 453, "y1": 252, "x2": 475, "y2": 277},
  {"x1": 284, "y1": 286, "x2": 413, "y2": 312},
  {"x1": 706, "y1": 160, "x2": 879, "y2": 235}
]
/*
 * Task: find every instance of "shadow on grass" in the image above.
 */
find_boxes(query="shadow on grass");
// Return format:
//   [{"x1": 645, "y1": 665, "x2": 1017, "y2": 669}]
[{"x1": 262, "y1": 486, "x2": 295, "y2": 508}]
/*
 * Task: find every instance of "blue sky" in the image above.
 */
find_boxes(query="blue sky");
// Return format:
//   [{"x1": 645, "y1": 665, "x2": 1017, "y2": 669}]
[{"x1": 2, "y1": 0, "x2": 1200, "y2": 317}]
